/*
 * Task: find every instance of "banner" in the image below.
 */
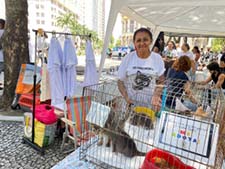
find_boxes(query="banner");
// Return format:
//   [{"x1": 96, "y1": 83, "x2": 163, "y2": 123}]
[{"x1": 15, "y1": 64, "x2": 41, "y2": 94}]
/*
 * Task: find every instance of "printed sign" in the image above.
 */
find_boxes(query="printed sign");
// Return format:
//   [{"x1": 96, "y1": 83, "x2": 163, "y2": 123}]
[
  {"x1": 86, "y1": 101, "x2": 111, "y2": 128},
  {"x1": 156, "y1": 111, "x2": 219, "y2": 166}
]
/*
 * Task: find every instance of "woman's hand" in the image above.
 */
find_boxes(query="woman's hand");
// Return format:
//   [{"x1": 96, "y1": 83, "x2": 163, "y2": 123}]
[
  {"x1": 125, "y1": 96, "x2": 134, "y2": 105},
  {"x1": 151, "y1": 95, "x2": 162, "y2": 112}
]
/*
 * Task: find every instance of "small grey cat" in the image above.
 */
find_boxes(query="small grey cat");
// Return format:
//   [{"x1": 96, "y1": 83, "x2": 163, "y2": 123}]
[{"x1": 99, "y1": 108, "x2": 146, "y2": 157}]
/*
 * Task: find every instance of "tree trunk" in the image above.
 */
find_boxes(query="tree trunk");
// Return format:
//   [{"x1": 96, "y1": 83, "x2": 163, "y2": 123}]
[{"x1": 0, "y1": 0, "x2": 29, "y2": 109}]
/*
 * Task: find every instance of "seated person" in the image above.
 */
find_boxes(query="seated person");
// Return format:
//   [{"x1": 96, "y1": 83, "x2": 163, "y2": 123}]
[
  {"x1": 162, "y1": 41, "x2": 177, "y2": 60},
  {"x1": 220, "y1": 53, "x2": 225, "y2": 73},
  {"x1": 199, "y1": 62, "x2": 225, "y2": 90},
  {"x1": 162, "y1": 41, "x2": 177, "y2": 77},
  {"x1": 165, "y1": 56, "x2": 197, "y2": 110}
]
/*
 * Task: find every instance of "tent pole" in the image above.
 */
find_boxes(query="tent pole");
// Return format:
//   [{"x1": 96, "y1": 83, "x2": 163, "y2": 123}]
[
  {"x1": 98, "y1": 1, "x2": 126, "y2": 81},
  {"x1": 151, "y1": 26, "x2": 160, "y2": 51},
  {"x1": 22, "y1": 29, "x2": 44, "y2": 155}
]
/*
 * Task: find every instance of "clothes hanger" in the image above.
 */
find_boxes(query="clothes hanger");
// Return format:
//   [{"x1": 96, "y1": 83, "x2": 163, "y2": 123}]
[
  {"x1": 52, "y1": 31, "x2": 56, "y2": 38},
  {"x1": 65, "y1": 33, "x2": 69, "y2": 39}
]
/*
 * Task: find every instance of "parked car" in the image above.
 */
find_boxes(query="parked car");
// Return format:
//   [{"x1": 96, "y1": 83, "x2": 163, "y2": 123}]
[{"x1": 112, "y1": 47, "x2": 129, "y2": 58}]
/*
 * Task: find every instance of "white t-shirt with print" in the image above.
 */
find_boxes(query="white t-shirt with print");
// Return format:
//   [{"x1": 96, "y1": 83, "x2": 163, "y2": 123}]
[
  {"x1": 118, "y1": 51, "x2": 165, "y2": 107},
  {"x1": 177, "y1": 51, "x2": 194, "y2": 60},
  {"x1": 163, "y1": 48, "x2": 177, "y2": 58}
]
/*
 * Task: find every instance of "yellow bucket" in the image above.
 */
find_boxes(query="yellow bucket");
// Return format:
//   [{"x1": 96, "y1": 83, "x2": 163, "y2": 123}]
[{"x1": 133, "y1": 106, "x2": 156, "y2": 122}]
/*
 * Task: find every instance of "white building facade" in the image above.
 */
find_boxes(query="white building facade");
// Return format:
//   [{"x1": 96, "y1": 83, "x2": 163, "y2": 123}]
[
  {"x1": 0, "y1": 0, "x2": 106, "y2": 40},
  {"x1": 28, "y1": 0, "x2": 77, "y2": 32}
]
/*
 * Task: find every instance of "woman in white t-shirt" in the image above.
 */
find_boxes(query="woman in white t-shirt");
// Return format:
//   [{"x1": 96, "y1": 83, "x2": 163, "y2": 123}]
[
  {"x1": 117, "y1": 28, "x2": 165, "y2": 112},
  {"x1": 178, "y1": 43, "x2": 196, "y2": 80}
]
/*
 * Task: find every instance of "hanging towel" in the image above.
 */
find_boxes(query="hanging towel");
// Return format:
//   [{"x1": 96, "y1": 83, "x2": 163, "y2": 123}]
[
  {"x1": 63, "y1": 38, "x2": 78, "y2": 97},
  {"x1": 47, "y1": 37, "x2": 64, "y2": 106},
  {"x1": 40, "y1": 62, "x2": 51, "y2": 102},
  {"x1": 82, "y1": 40, "x2": 98, "y2": 86}
]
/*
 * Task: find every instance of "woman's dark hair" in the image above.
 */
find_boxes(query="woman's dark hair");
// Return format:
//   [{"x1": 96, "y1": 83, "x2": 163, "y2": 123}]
[
  {"x1": 183, "y1": 43, "x2": 190, "y2": 51},
  {"x1": 153, "y1": 32, "x2": 165, "y2": 54},
  {"x1": 133, "y1": 27, "x2": 152, "y2": 41},
  {"x1": 221, "y1": 53, "x2": 225, "y2": 62},
  {"x1": 207, "y1": 62, "x2": 220, "y2": 71},
  {"x1": 193, "y1": 46, "x2": 200, "y2": 53},
  {"x1": 172, "y1": 56, "x2": 191, "y2": 72},
  {"x1": 0, "y1": 19, "x2": 5, "y2": 28}
]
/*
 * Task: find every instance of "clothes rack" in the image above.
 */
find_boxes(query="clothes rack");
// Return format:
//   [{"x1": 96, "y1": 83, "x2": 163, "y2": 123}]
[{"x1": 22, "y1": 28, "x2": 90, "y2": 155}]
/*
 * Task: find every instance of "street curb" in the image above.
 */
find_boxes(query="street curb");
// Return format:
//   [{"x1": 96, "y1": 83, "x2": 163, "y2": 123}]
[{"x1": 0, "y1": 115, "x2": 23, "y2": 122}]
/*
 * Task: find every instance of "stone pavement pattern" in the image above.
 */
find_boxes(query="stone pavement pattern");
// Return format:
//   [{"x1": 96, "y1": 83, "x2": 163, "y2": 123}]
[{"x1": 0, "y1": 121, "x2": 68, "y2": 169}]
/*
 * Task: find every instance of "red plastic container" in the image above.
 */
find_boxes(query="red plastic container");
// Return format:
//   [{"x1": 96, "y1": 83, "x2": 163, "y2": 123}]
[
  {"x1": 141, "y1": 149, "x2": 195, "y2": 169},
  {"x1": 35, "y1": 104, "x2": 57, "y2": 124}
]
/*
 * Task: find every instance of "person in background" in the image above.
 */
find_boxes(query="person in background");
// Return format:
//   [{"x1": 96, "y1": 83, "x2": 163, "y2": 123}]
[
  {"x1": 219, "y1": 53, "x2": 225, "y2": 73},
  {"x1": 152, "y1": 46, "x2": 160, "y2": 54},
  {"x1": 117, "y1": 27, "x2": 165, "y2": 112},
  {"x1": 217, "y1": 47, "x2": 225, "y2": 65},
  {"x1": 205, "y1": 46, "x2": 213, "y2": 61},
  {"x1": 0, "y1": 19, "x2": 5, "y2": 90},
  {"x1": 165, "y1": 56, "x2": 197, "y2": 110},
  {"x1": 152, "y1": 32, "x2": 165, "y2": 56},
  {"x1": 178, "y1": 43, "x2": 196, "y2": 80},
  {"x1": 200, "y1": 47, "x2": 204, "y2": 56},
  {"x1": 192, "y1": 46, "x2": 201, "y2": 74},
  {"x1": 163, "y1": 41, "x2": 177, "y2": 59},
  {"x1": 199, "y1": 62, "x2": 225, "y2": 90},
  {"x1": 192, "y1": 46, "x2": 201, "y2": 63},
  {"x1": 175, "y1": 43, "x2": 181, "y2": 53},
  {"x1": 163, "y1": 41, "x2": 177, "y2": 77}
]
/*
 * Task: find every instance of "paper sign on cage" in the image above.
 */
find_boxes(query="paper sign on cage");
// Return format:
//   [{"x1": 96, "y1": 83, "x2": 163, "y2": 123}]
[
  {"x1": 156, "y1": 111, "x2": 219, "y2": 166},
  {"x1": 86, "y1": 101, "x2": 111, "y2": 128}
]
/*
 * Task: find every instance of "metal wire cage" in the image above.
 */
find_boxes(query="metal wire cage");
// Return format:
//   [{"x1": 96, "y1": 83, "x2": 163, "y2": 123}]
[{"x1": 79, "y1": 78, "x2": 225, "y2": 169}]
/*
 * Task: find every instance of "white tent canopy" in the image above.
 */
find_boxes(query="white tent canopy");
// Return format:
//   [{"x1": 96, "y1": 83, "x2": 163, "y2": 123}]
[{"x1": 99, "y1": 0, "x2": 225, "y2": 78}]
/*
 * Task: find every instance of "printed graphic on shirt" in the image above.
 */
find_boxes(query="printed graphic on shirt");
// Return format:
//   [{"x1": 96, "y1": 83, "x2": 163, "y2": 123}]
[
  {"x1": 132, "y1": 71, "x2": 152, "y2": 90},
  {"x1": 132, "y1": 66, "x2": 154, "y2": 71}
]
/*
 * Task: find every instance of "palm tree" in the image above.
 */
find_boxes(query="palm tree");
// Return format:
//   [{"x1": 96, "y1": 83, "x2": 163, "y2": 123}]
[
  {"x1": 56, "y1": 13, "x2": 76, "y2": 29},
  {"x1": 0, "y1": 0, "x2": 29, "y2": 110},
  {"x1": 57, "y1": 13, "x2": 103, "y2": 54}
]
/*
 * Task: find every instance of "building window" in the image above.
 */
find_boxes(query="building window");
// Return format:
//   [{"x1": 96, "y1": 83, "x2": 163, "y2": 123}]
[
  {"x1": 36, "y1": 20, "x2": 40, "y2": 24},
  {"x1": 41, "y1": 20, "x2": 45, "y2": 24},
  {"x1": 41, "y1": 13, "x2": 44, "y2": 17},
  {"x1": 36, "y1": 4, "x2": 39, "y2": 9},
  {"x1": 40, "y1": 5, "x2": 44, "y2": 9},
  {"x1": 36, "y1": 12, "x2": 39, "y2": 17}
]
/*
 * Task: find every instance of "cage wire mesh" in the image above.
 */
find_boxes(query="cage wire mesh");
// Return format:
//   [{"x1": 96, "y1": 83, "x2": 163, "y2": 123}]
[{"x1": 78, "y1": 77, "x2": 225, "y2": 169}]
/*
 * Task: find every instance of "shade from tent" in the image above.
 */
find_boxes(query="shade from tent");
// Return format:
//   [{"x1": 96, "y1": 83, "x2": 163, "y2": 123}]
[{"x1": 98, "y1": 0, "x2": 225, "y2": 78}]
